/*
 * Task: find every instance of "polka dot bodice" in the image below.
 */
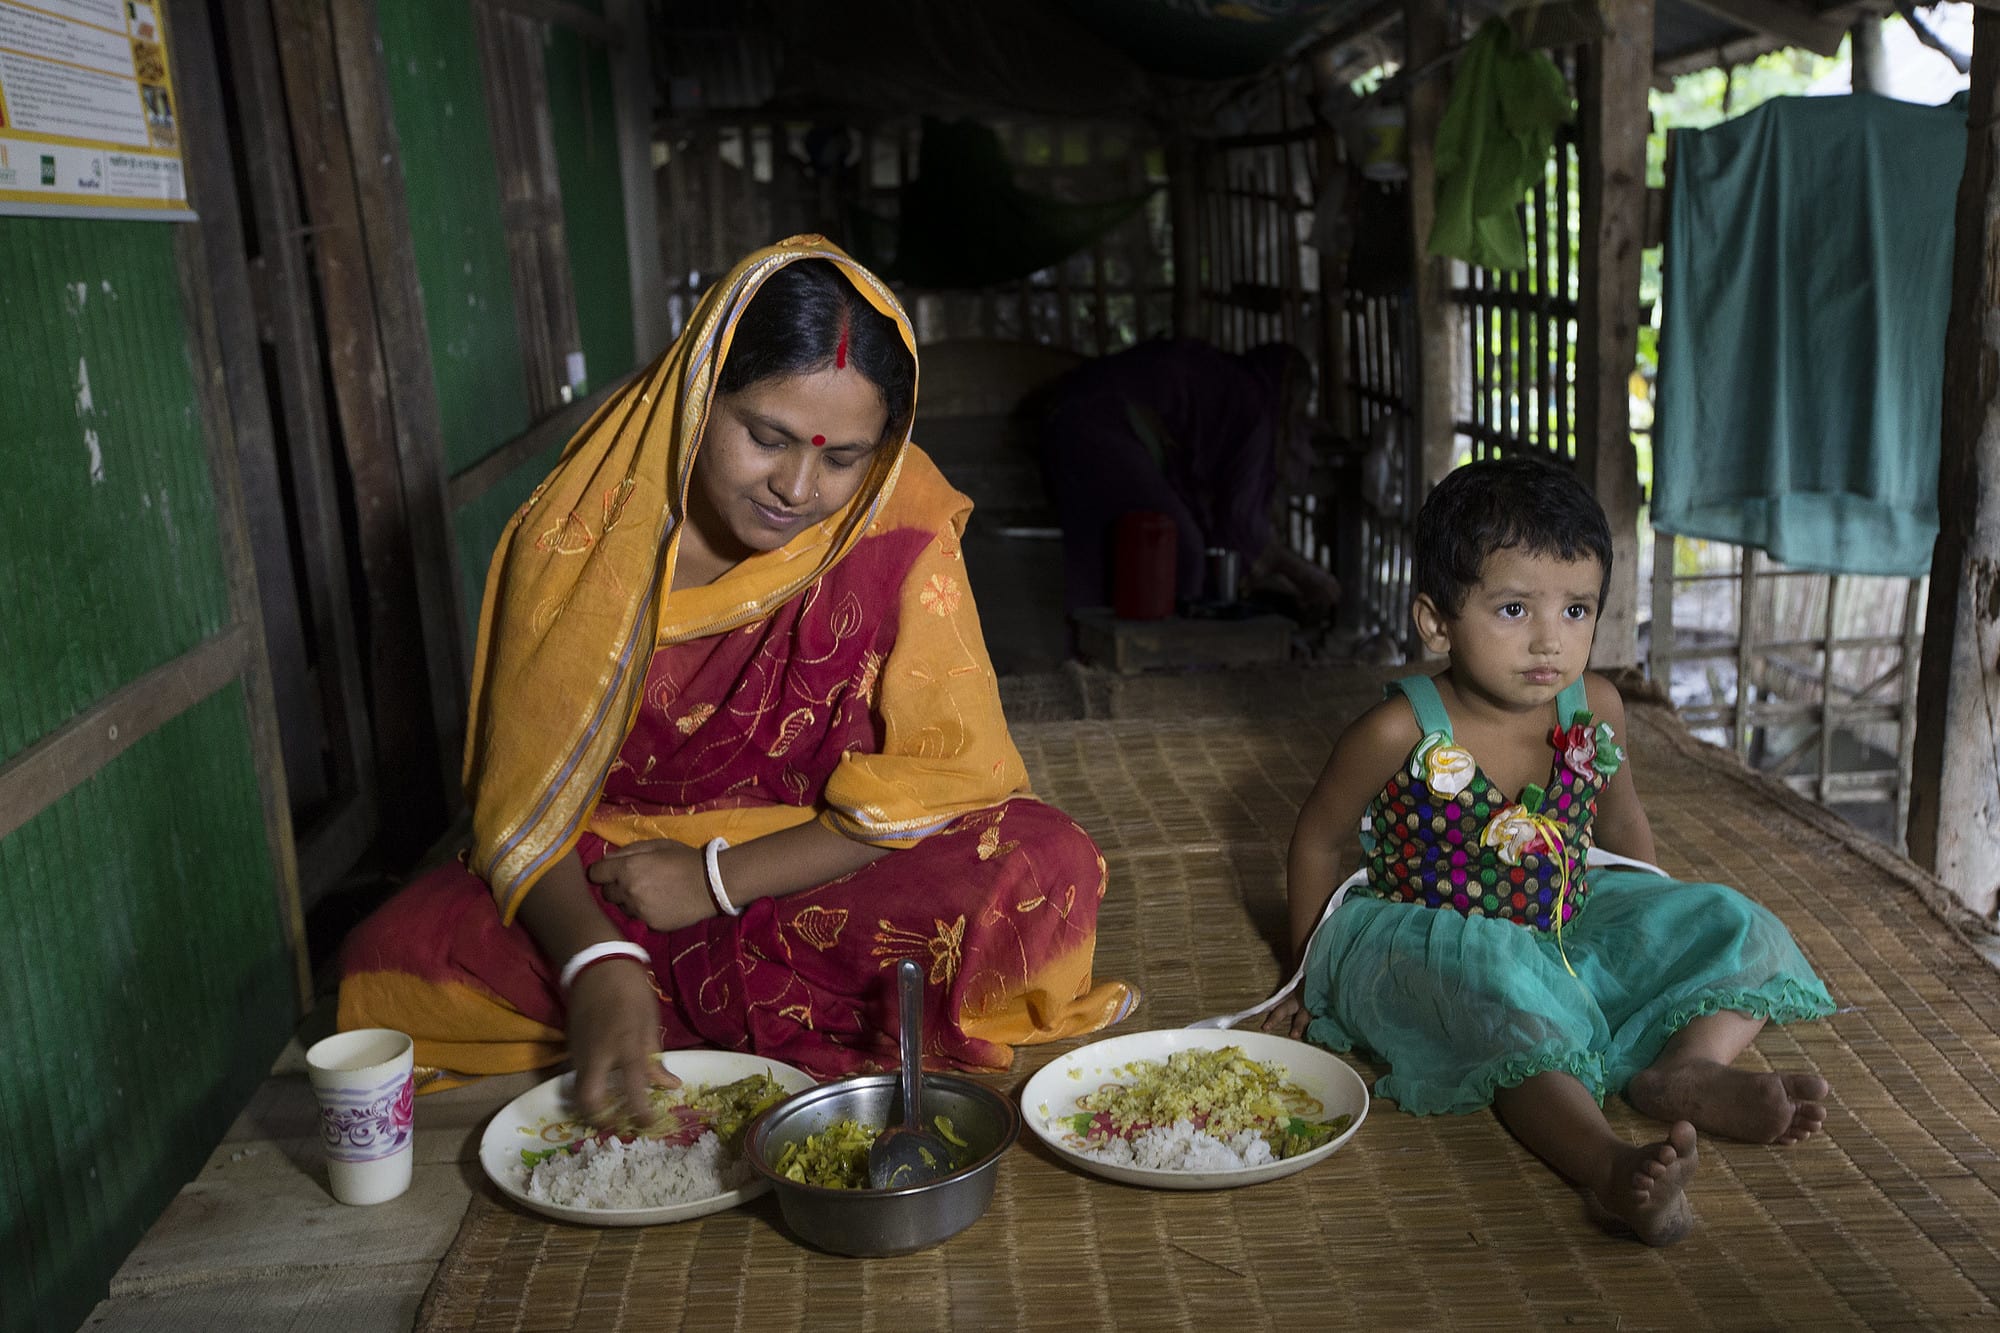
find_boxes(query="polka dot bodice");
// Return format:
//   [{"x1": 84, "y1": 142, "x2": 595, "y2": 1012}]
[{"x1": 1353, "y1": 675, "x2": 1624, "y2": 933}]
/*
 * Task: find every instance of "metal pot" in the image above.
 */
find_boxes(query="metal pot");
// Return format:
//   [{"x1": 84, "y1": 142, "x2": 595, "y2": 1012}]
[{"x1": 745, "y1": 1073, "x2": 1019, "y2": 1256}]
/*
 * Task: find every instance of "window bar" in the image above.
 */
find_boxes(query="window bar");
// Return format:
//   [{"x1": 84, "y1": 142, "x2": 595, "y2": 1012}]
[{"x1": 1735, "y1": 547, "x2": 1761, "y2": 759}]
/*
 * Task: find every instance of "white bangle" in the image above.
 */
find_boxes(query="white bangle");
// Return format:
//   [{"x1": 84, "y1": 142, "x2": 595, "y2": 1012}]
[
  {"x1": 703, "y1": 836, "x2": 740, "y2": 916},
  {"x1": 558, "y1": 940, "x2": 652, "y2": 994}
]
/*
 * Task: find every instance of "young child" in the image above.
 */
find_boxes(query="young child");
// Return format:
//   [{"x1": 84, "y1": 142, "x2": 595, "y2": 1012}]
[{"x1": 1263, "y1": 456, "x2": 1835, "y2": 1246}]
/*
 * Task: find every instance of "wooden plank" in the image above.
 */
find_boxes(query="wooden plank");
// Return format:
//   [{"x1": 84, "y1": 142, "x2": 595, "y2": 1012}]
[
  {"x1": 1818, "y1": 576, "x2": 1839, "y2": 808},
  {"x1": 89, "y1": 1264, "x2": 434, "y2": 1333},
  {"x1": 1649, "y1": 533, "x2": 1677, "y2": 688},
  {"x1": 0, "y1": 629, "x2": 246, "y2": 843},
  {"x1": 1575, "y1": 0, "x2": 1653, "y2": 669},
  {"x1": 167, "y1": 0, "x2": 310, "y2": 1008},
  {"x1": 1735, "y1": 548, "x2": 1760, "y2": 758},
  {"x1": 448, "y1": 377, "x2": 624, "y2": 511},
  {"x1": 1908, "y1": 6, "x2": 2000, "y2": 915},
  {"x1": 273, "y1": 0, "x2": 451, "y2": 839},
  {"x1": 159, "y1": 0, "x2": 328, "y2": 825},
  {"x1": 1675, "y1": 0, "x2": 1846, "y2": 56},
  {"x1": 1404, "y1": 0, "x2": 1457, "y2": 491},
  {"x1": 1893, "y1": 577, "x2": 1924, "y2": 855},
  {"x1": 219, "y1": 0, "x2": 380, "y2": 879},
  {"x1": 329, "y1": 0, "x2": 471, "y2": 802}
]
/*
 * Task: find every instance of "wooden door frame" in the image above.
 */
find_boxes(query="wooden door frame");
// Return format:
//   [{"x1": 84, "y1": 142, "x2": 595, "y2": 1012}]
[
  {"x1": 263, "y1": 0, "x2": 469, "y2": 859},
  {"x1": 216, "y1": 0, "x2": 382, "y2": 907}
]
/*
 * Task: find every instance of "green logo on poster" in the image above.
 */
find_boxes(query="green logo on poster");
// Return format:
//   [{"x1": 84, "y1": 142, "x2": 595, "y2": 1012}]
[{"x1": 41, "y1": 155, "x2": 55, "y2": 185}]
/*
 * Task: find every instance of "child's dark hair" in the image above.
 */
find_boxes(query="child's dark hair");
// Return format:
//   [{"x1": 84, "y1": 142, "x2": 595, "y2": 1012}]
[
  {"x1": 716, "y1": 259, "x2": 915, "y2": 441},
  {"x1": 1413, "y1": 456, "x2": 1613, "y2": 617}
]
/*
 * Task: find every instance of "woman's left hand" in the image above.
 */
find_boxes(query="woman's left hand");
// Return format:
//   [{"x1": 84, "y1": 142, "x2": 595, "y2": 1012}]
[{"x1": 588, "y1": 839, "x2": 714, "y2": 932}]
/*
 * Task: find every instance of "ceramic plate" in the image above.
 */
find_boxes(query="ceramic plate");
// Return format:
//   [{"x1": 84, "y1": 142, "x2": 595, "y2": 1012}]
[
  {"x1": 1019, "y1": 1028, "x2": 1368, "y2": 1191},
  {"x1": 479, "y1": 1050, "x2": 816, "y2": 1226}
]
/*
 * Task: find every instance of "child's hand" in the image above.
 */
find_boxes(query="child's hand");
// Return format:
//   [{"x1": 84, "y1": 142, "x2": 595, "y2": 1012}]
[{"x1": 1260, "y1": 994, "x2": 1312, "y2": 1039}]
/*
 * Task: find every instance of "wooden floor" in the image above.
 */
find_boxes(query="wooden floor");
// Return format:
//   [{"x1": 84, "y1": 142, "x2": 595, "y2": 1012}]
[{"x1": 82, "y1": 663, "x2": 2000, "y2": 1330}]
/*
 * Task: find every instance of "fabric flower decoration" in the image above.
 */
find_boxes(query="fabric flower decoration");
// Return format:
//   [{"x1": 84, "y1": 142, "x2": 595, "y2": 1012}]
[
  {"x1": 1553, "y1": 720, "x2": 1597, "y2": 778},
  {"x1": 1592, "y1": 722, "x2": 1625, "y2": 776},
  {"x1": 1480, "y1": 804, "x2": 1549, "y2": 866},
  {"x1": 1411, "y1": 731, "x2": 1476, "y2": 797}
]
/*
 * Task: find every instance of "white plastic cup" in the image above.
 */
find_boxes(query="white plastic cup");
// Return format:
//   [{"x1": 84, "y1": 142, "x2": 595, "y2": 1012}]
[{"x1": 305, "y1": 1028, "x2": 416, "y2": 1205}]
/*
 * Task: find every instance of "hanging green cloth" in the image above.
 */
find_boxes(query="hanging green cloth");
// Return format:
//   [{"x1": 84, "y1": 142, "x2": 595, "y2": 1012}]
[
  {"x1": 853, "y1": 117, "x2": 1154, "y2": 290},
  {"x1": 1654, "y1": 94, "x2": 1964, "y2": 577},
  {"x1": 1426, "y1": 18, "x2": 1573, "y2": 271}
]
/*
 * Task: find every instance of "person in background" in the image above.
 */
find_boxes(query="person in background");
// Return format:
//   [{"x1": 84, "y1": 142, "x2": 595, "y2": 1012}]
[{"x1": 1035, "y1": 337, "x2": 1341, "y2": 620}]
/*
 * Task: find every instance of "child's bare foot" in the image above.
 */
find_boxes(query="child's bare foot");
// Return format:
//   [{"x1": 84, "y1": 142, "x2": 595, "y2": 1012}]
[
  {"x1": 1598, "y1": 1121, "x2": 1698, "y2": 1247},
  {"x1": 1628, "y1": 1058, "x2": 1829, "y2": 1144}
]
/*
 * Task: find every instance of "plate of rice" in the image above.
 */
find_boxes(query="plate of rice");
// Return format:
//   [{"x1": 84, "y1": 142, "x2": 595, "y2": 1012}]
[
  {"x1": 478, "y1": 1050, "x2": 816, "y2": 1226},
  {"x1": 1020, "y1": 1029, "x2": 1368, "y2": 1190}
]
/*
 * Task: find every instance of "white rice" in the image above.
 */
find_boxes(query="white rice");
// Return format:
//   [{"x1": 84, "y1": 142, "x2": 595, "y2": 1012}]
[
  {"x1": 1072, "y1": 1118, "x2": 1278, "y2": 1172},
  {"x1": 521, "y1": 1131, "x2": 754, "y2": 1209}
]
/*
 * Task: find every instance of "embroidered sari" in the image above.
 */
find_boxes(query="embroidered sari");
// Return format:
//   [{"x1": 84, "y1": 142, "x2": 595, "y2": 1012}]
[{"x1": 338, "y1": 236, "x2": 1134, "y2": 1081}]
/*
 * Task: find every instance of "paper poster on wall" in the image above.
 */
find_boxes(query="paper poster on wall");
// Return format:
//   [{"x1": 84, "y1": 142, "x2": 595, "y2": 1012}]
[{"x1": 0, "y1": 0, "x2": 194, "y2": 220}]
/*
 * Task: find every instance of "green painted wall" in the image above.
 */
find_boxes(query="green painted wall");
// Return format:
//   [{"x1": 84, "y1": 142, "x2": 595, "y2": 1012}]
[
  {"x1": 0, "y1": 689, "x2": 291, "y2": 1333},
  {"x1": 0, "y1": 221, "x2": 231, "y2": 763},
  {"x1": 376, "y1": 0, "x2": 531, "y2": 477},
  {"x1": 377, "y1": 4, "x2": 639, "y2": 642},
  {"x1": 548, "y1": 26, "x2": 635, "y2": 394},
  {"x1": 0, "y1": 218, "x2": 291, "y2": 1333}
]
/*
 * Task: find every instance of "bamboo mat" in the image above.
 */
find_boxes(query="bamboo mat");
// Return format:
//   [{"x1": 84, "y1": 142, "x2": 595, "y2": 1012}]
[{"x1": 417, "y1": 670, "x2": 2000, "y2": 1331}]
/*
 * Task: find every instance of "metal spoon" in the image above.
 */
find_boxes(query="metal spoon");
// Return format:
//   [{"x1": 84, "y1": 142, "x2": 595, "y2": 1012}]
[{"x1": 866, "y1": 958, "x2": 953, "y2": 1189}]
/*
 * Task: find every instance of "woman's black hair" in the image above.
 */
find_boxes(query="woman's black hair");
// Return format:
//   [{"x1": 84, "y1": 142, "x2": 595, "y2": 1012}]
[
  {"x1": 714, "y1": 259, "x2": 916, "y2": 441},
  {"x1": 1412, "y1": 455, "x2": 1614, "y2": 618}
]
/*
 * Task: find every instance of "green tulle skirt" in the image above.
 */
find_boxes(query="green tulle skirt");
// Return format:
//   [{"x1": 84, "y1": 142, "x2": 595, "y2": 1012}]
[{"x1": 1300, "y1": 868, "x2": 1835, "y2": 1116}]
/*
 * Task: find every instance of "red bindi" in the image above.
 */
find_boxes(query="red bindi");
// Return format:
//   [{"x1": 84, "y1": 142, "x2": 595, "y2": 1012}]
[{"x1": 811, "y1": 434, "x2": 826, "y2": 447}]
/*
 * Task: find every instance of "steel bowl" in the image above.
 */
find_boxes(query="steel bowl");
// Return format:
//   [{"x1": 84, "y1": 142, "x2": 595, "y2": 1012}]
[{"x1": 745, "y1": 1072, "x2": 1019, "y2": 1256}]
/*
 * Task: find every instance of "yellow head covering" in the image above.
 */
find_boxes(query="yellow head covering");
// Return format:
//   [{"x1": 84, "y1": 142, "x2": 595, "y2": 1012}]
[{"x1": 464, "y1": 236, "x2": 919, "y2": 919}]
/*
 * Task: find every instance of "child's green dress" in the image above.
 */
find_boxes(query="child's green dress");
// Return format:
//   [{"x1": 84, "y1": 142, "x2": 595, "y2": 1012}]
[{"x1": 1301, "y1": 674, "x2": 1834, "y2": 1114}]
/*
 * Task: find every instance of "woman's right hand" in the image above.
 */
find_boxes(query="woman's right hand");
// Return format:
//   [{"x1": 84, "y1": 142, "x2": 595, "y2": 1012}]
[
  {"x1": 514, "y1": 851, "x2": 681, "y2": 1129},
  {"x1": 1260, "y1": 993, "x2": 1312, "y2": 1039},
  {"x1": 564, "y1": 957, "x2": 678, "y2": 1128}
]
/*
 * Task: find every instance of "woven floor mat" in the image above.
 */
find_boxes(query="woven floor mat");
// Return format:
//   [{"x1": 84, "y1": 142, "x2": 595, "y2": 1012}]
[{"x1": 418, "y1": 678, "x2": 2000, "y2": 1331}]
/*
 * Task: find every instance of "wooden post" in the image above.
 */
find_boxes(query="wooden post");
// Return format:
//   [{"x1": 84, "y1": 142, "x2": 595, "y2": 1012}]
[
  {"x1": 1404, "y1": 0, "x2": 1457, "y2": 492},
  {"x1": 1907, "y1": 9, "x2": 2000, "y2": 919},
  {"x1": 1850, "y1": 16, "x2": 1887, "y2": 94},
  {"x1": 328, "y1": 0, "x2": 470, "y2": 802},
  {"x1": 1575, "y1": 0, "x2": 1653, "y2": 669},
  {"x1": 273, "y1": 0, "x2": 451, "y2": 849}
]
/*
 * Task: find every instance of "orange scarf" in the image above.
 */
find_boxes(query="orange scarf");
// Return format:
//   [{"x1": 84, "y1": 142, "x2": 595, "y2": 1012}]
[{"x1": 463, "y1": 236, "x2": 921, "y2": 920}]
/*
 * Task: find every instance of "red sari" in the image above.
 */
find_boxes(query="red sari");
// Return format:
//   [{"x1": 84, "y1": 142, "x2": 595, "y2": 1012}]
[{"x1": 340, "y1": 463, "x2": 1133, "y2": 1082}]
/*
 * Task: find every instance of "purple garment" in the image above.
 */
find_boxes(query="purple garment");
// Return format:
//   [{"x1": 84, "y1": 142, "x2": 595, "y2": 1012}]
[{"x1": 1037, "y1": 338, "x2": 1300, "y2": 611}]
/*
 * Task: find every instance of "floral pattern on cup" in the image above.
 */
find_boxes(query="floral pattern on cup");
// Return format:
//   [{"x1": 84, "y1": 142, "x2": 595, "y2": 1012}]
[{"x1": 318, "y1": 1074, "x2": 416, "y2": 1162}]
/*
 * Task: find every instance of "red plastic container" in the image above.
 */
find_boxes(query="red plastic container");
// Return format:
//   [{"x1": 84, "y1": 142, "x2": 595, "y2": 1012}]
[{"x1": 1112, "y1": 511, "x2": 1177, "y2": 621}]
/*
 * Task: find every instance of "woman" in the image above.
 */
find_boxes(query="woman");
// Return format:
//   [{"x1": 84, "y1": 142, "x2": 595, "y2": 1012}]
[
  {"x1": 1036, "y1": 337, "x2": 1339, "y2": 618},
  {"x1": 339, "y1": 237, "x2": 1136, "y2": 1125}
]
